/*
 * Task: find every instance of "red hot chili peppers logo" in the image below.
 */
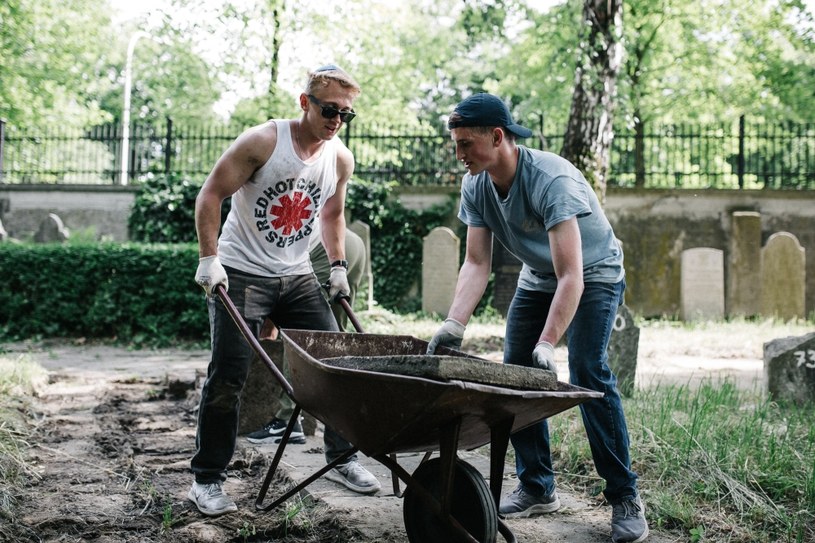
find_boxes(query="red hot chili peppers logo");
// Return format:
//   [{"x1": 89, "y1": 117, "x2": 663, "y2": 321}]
[{"x1": 254, "y1": 177, "x2": 322, "y2": 247}]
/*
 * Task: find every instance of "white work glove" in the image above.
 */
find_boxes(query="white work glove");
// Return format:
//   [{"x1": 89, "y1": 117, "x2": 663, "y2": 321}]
[
  {"x1": 532, "y1": 341, "x2": 557, "y2": 372},
  {"x1": 427, "y1": 318, "x2": 466, "y2": 354},
  {"x1": 328, "y1": 266, "x2": 350, "y2": 301},
  {"x1": 195, "y1": 255, "x2": 228, "y2": 297}
]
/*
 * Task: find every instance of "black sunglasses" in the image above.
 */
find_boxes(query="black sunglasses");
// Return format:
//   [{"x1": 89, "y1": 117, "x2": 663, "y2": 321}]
[{"x1": 307, "y1": 94, "x2": 357, "y2": 123}]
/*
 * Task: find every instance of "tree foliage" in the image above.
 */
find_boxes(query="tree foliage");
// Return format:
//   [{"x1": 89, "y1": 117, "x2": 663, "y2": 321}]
[{"x1": 0, "y1": 0, "x2": 115, "y2": 128}]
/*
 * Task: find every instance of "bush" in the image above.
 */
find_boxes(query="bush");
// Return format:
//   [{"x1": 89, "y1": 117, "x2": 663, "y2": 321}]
[
  {"x1": 0, "y1": 243, "x2": 207, "y2": 345},
  {"x1": 128, "y1": 174, "x2": 201, "y2": 243},
  {"x1": 130, "y1": 173, "x2": 469, "y2": 313}
]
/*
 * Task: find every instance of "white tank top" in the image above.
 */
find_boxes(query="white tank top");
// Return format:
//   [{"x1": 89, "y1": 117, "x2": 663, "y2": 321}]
[{"x1": 218, "y1": 120, "x2": 339, "y2": 276}]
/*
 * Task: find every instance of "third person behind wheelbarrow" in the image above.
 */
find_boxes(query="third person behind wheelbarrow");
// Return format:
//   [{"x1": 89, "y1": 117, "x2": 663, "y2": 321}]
[
  {"x1": 189, "y1": 64, "x2": 381, "y2": 518},
  {"x1": 426, "y1": 93, "x2": 648, "y2": 543}
]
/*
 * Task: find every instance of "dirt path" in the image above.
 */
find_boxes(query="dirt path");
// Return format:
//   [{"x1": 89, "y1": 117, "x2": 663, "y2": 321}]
[{"x1": 5, "y1": 322, "x2": 795, "y2": 542}]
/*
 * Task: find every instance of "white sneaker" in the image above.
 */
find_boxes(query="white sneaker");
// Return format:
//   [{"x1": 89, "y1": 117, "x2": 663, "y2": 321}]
[
  {"x1": 188, "y1": 481, "x2": 238, "y2": 516},
  {"x1": 325, "y1": 460, "x2": 382, "y2": 494}
]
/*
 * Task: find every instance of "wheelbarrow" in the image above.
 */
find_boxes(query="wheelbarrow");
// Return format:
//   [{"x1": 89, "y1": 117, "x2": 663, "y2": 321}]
[{"x1": 215, "y1": 285, "x2": 603, "y2": 543}]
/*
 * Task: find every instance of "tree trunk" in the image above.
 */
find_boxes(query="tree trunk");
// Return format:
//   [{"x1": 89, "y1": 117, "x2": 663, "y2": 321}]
[
  {"x1": 267, "y1": 0, "x2": 283, "y2": 112},
  {"x1": 560, "y1": 0, "x2": 624, "y2": 204}
]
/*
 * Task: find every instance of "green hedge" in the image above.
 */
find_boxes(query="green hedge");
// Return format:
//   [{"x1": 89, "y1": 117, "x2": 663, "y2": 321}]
[
  {"x1": 128, "y1": 174, "x2": 468, "y2": 314},
  {"x1": 0, "y1": 243, "x2": 208, "y2": 345}
]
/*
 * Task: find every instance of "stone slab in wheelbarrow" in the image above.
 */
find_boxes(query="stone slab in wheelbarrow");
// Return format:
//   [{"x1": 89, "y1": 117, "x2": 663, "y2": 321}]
[{"x1": 321, "y1": 354, "x2": 558, "y2": 391}]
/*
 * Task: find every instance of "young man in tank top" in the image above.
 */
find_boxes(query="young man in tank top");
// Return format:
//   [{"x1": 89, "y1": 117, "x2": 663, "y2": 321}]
[
  {"x1": 189, "y1": 64, "x2": 381, "y2": 517},
  {"x1": 427, "y1": 93, "x2": 648, "y2": 543}
]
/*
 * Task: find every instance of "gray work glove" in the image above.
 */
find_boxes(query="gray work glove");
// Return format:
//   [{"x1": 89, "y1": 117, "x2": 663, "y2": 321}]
[
  {"x1": 328, "y1": 266, "x2": 351, "y2": 301},
  {"x1": 532, "y1": 340, "x2": 557, "y2": 372},
  {"x1": 195, "y1": 255, "x2": 228, "y2": 296},
  {"x1": 427, "y1": 318, "x2": 466, "y2": 354}
]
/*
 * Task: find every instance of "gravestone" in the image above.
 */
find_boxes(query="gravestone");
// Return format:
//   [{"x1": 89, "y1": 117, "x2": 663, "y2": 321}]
[
  {"x1": 680, "y1": 247, "x2": 724, "y2": 321},
  {"x1": 33, "y1": 213, "x2": 69, "y2": 243},
  {"x1": 727, "y1": 211, "x2": 762, "y2": 317},
  {"x1": 764, "y1": 331, "x2": 815, "y2": 405},
  {"x1": 760, "y1": 232, "x2": 806, "y2": 320},
  {"x1": 491, "y1": 241, "x2": 522, "y2": 317},
  {"x1": 607, "y1": 304, "x2": 640, "y2": 397},
  {"x1": 239, "y1": 337, "x2": 317, "y2": 436},
  {"x1": 422, "y1": 227, "x2": 460, "y2": 316},
  {"x1": 349, "y1": 220, "x2": 373, "y2": 310}
]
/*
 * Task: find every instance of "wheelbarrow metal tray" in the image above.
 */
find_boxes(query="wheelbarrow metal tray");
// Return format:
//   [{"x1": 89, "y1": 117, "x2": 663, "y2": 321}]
[{"x1": 281, "y1": 329, "x2": 603, "y2": 457}]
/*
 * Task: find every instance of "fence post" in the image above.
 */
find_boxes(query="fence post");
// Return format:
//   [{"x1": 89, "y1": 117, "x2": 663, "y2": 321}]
[
  {"x1": 738, "y1": 114, "x2": 745, "y2": 189},
  {"x1": 0, "y1": 119, "x2": 5, "y2": 183},
  {"x1": 538, "y1": 113, "x2": 545, "y2": 151},
  {"x1": 165, "y1": 117, "x2": 173, "y2": 175}
]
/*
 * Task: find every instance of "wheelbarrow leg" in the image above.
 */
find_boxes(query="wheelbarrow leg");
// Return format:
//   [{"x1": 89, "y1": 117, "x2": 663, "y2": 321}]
[
  {"x1": 489, "y1": 417, "x2": 513, "y2": 506},
  {"x1": 491, "y1": 417, "x2": 518, "y2": 543},
  {"x1": 438, "y1": 419, "x2": 462, "y2": 516},
  {"x1": 390, "y1": 451, "x2": 433, "y2": 498},
  {"x1": 254, "y1": 406, "x2": 359, "y2": 512}
]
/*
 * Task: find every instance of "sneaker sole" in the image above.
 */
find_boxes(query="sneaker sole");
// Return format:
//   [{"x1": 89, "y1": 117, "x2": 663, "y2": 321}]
[
  {"x1": 499, "y1": 496, "x2": 561, "y2": 519},
  {"x1": 324, "y1": 470, "x2": 382, "y2": 495},
  {"x1": 187, "y1": 489, "x2": 238, "y2": 517},
  {"x1": 275, "y1": 435, "x2": 306, "y2": 444},
  {"x1": 246, "y1": 433, "x2": 305, "y2": 444},
  {"x1": 613, "y1": 527, "x2": 650, "y2": 543}
]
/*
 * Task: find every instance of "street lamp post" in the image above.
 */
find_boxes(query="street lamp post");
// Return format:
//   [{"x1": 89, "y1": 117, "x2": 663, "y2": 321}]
[{"x1": 120, "y1": 31, "x2": 152, "y2": 186}]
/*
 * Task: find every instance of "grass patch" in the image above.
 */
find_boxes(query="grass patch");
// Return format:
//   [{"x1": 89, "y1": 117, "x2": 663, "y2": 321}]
[
  {"x1": 548, "y1": 380, "x2": 815, "y2": 542},
  {"x1": 0, "y1": 353, "x2": 45, "y2": 533}
]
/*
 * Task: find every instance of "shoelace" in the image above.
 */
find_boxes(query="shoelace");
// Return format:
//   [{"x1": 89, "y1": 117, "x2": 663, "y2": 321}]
[
  {"x1": 613, "y1": 499, "x2": 641, "y2": 519},
  {"x1": 203, "y1": 483, "x2": 222, "y2": 496}
]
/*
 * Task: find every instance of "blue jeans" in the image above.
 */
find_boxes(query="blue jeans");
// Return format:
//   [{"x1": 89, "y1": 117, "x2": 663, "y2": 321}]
[
  {"x1": 191, "y1": 267, "x2": 356, "y2": 484},
  {"x1": 504, "y1": 280, "x2": 638, "y2": 504}
]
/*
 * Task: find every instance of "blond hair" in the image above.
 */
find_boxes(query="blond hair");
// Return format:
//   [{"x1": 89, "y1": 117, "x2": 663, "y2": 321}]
[{"x1": 305, "y1": 64, "x2": 361, "y2": 97}]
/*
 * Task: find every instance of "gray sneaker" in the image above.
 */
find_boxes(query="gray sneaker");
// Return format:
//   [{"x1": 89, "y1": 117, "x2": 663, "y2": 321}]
[
  {"x1": 325, "y1": 460, "x2": 382, "y2": 494},
  {"x1": 188, "y1": 481, "x2": 238, "y2": 516},
  {"x1": 611, "y1": 495, "x2": 649, "y2": 543},
  {"x1": 499, "y1": 485, "x2": 561, "y2": 518}
]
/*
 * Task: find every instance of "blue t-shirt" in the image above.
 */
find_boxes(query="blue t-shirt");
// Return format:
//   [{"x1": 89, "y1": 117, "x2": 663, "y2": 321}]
[{"x1": 458, "y1": 147, "x2": 624, "y2": 292}]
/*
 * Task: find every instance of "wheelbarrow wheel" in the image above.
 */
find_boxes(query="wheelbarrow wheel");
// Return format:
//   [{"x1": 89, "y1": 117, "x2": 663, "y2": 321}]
[{"x1": 403, "y1": 457, "x2": 497, "y2": 543}]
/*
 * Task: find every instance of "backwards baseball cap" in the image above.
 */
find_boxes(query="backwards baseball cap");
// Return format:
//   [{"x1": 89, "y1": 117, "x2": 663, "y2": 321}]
[{"x1": 448, "y1": 93, "x2": 533, "y2": 139}]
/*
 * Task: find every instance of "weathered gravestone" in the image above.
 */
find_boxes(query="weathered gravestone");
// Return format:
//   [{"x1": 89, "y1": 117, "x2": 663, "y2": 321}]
[
  {"x1": 422, "y1": 227, "x2": 460, "y2": 316},
  {"x1": 681, "y1": 247, "x2": 725, "y2": 321},
  {"x1": 727, "y1": 211, "x2": 762, "y2": 318},
  {"x1": 760, "y1": 232, "x2": 806, "y2": 320},
  {"x1": 764, "y1": 331, "x2": 815, "y2": 405},
  {"x1": 349, "y1": 219, "x2": 373, "y2": 311},
  {"x1": 607, "y1": 304, "x2": 640, "y2": 397},
  {"x1": 239, "y1": 337, "x2": 317, "y2": 437},
  {"x1": 34, "y1": 213, "x2": 69, "y2": 243}
]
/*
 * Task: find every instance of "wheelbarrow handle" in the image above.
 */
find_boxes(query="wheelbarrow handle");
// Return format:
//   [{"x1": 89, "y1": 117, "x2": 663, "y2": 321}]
[
  {"x1": 214, "y1": 284, "x2": 294, "y2": 398},
  {"x1": 321, "y1": 281, "x2": 365, "y2": 334},
  {"x1": 337, "y1": 296, "x2": 365, "y2": 334}
]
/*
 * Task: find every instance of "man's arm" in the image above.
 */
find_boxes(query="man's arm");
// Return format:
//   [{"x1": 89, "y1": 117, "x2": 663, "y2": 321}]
[
  {"x1": 426, "y1": 225, "x2": 492, "y2": 353},
  {"x1": 446, "y1": 225, "x2": 493, "y2": 325},
  {"x1": 319, "y1": 145, "x2": 354, "y2": 263},
  {"x1": 538, "y1": 217, "x2": 584, "y2": 346},
  {"x1": 193, "y1": 124, "x2": 275, "y2": 296},
  {"x1": 320, "y1": 145, "x2": 353, "y2": 300}
]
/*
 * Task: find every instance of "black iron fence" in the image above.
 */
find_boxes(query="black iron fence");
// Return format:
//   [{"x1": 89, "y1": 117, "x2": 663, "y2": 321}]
[{"x1": 0, "y1": 116, "x2": 813, "y2": 189}]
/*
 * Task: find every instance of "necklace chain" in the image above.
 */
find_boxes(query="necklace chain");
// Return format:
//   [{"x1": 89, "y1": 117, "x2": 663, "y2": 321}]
[{"x1": 295, "y1": 121, "x2": 303, "y2": 157}]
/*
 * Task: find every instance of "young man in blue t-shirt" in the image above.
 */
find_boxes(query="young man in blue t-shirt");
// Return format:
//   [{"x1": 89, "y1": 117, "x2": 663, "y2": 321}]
[{"x1": 427, "y1": 93, "x2": 648, "y2": 543}]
